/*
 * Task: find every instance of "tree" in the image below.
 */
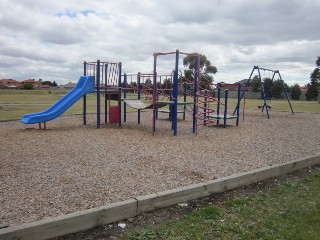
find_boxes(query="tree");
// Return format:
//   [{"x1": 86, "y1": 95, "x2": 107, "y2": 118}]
[
  {"x1": 143, "y1": 78, "x2": 153, "y2": 94},
  {"x1": 291, "y1": 84, "x2": 302, "y2": 100},
  {"x1": 306, "y1": 57, "x2": 320, "y2": 101},
  {"x1": 250, "y1": 75, "x2": 260, "y2": 92},
  {"x1": 183, "y1": 54, "x2": 217, "y2": 90},
  {"x1": 270, "y1": 79, "x2": 284, "y2": 99},
  {"x1": 52, "y1": 81, "x2": 58, "y2": 87},
  {"x1": 42, "y1": 81, "x2": 53, "y2": 86},
  {"x1": 23, "y1": 83, "x2": 34, "y2": 90},
  {"x1": 161, "y1": 78, "x2": 172, "y2": 95}
]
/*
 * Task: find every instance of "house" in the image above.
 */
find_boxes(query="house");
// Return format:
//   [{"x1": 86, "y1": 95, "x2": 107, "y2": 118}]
[
  {"x1": 300, "y1": 85, "x2": 308, "y2": 94},
  {"x1": 0, "y1": 79, "x2": 22, "y2": 88},
  {"x1": 21, "y1": 79, "x2": 51, "y2": 89},
  {"x1": 60, "y1": 82, "x2": 76, "y2": 90},
  {"x1": 22, "y1": 79, "x2": 39, "y2": 88}
]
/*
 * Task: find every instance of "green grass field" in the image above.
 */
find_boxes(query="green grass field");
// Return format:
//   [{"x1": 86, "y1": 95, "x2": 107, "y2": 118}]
[
  {"x1": 123, "y1": 170, "x2": 320, "y2": 240},
  {"x1": 0, "y1": 89, "x2": 319, "y2": 121}
]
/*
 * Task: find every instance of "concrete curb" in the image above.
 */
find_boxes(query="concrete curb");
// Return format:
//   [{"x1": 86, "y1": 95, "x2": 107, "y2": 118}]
[{"x1": 1, "y1": 153, "x2": 319, "y2": 240}]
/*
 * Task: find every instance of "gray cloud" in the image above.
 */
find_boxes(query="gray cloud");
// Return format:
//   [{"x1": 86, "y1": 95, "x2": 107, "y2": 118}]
[{"x1": 0, "y1": 0, "x2": 319, "y2": 86}]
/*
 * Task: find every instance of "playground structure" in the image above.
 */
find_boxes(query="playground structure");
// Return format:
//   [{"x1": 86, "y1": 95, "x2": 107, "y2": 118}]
[
  {"x1": 196, "y1": 83, "x2": 242, "y2": 129},
  {"x1": 21, "y1": 50, "x2": 246, "y2": 136},
  {"x1": 83, "y1": 50, "x2": 200, "y2": 136},
  {"x1": 235, "y1": 66, "x2": 294, "y2": 119},
  {"x1": 82, "y1": 50, "x2": 243, "y2": 136}
]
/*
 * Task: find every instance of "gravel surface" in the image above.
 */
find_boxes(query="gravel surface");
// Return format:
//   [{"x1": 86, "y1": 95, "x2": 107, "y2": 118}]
[{"x1": 0, "y1": 109, "x2": 319, "y2": 227}]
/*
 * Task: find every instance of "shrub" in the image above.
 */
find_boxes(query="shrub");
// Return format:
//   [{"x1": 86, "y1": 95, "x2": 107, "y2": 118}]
[{"x1": 23, "y1": 83, "x2": 34, "y2": 90}]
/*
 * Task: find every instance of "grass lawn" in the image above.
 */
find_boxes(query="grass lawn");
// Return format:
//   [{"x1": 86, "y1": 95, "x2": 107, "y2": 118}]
[
  {"x1": 123, "y1": 170, "x2": 320, "y2": 240},
  {"x1": 0, "y1": 89, "x2": 319, "y2": 121}
]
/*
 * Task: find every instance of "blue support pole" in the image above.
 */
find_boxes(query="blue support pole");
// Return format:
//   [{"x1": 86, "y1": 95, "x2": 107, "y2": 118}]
[
  {"x1": 118, "y1": 62, "x2": 122, "y2": 127},
  {"x1": 83, "y1": 61, "x2": 87, "y2": 126},
  {"x1": 137, "y1": 73, "x2": 141, "y2": 124},
  {"x1": 236, "y1": 83, "x2": 241, "y2": 126},
  {"x1": 152, "y1": 54, "x2": 157, "y2": 135},
  {"x1": 97, "y1": 60, "x2": 101, "y2": 128},
  {"x1": 123, "y1": 73, "x2": 127, "y2": 123},
  {"x1": 217, "y1": 84, "x2": 221, "y2": 125},
  {"x1": 192, "y1": 55, "x2": 199, "y2": 134},
  {"x1": 173, "y1": 50, "x2": 179, "y2": 136},
  {"x1": 224, "y1": 89, "x2": 228, "y2": 128},
  {"x1": 104, "y1": 63, "x2": 108, "y2": 124}
]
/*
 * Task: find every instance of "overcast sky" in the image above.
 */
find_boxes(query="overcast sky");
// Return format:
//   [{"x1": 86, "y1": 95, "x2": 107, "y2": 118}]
[{"x1": 0, "y1": 0, "x2": 319, "y2": 86}]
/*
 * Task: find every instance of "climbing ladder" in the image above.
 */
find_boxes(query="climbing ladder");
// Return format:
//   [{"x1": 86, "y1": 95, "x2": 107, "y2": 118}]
[{"x1": 195, "y1": 90, "x2": 216, "y2": 128}]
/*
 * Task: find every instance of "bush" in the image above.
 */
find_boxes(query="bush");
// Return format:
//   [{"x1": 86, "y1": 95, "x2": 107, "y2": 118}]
[{"x1": 23, "y1": 83, "x2": 34, "y2": 90}]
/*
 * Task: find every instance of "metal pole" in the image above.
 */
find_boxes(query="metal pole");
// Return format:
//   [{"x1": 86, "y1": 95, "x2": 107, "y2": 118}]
[
  {"x1": 83, "y1": 61, "x2": 87, "y2": 126},
  {"x1": 152, "y1": 54, "x2": 157, "y2": 135},
  {"x1": 118, "y1": 62, "x2": 122, "y2": 127},
  {"x1": 97, "y1": 60, "x2": 101, "y2": 128},
  {"x1": 224, "y1": 89, "x2": 228, "y2": 128},
  {"x1": 104, "y1": 63, "x2": 108, "y2": 124},
  {"x1": 123, "y1": 73, "x2": 127, "y2": 123},
  {"x1": 236, "y1": 83, "x2": 241, "y2": 126},
  {"x1": 217, "y1": 84, "x2": 221, "y2": 125},
  {"x1": 193, "y1": 55, "x2": 199, "y2": 134},
  {"x1": 173, "y1": 50, "x2": 179, "y2": 136},
  {"x1": 183, "y1": 82, "x2": 186, "y2": 121},
  {"x1": 137, "y1": 73, "x2": 141, "y2": 124}
]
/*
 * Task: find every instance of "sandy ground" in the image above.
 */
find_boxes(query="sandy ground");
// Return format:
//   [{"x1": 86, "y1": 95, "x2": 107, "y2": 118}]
[{"x1": 0, "y1": 109, "x2": 319, "y2": 226}]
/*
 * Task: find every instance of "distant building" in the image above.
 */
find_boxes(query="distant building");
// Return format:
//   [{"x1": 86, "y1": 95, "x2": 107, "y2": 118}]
[
  {"x1": 60, "y1": 82, "x2": 76, "y2": 89},
  {"x1": 21, "y1": 79, "x2": 51, "y2": 89},
  {"x1": 0, "y1": 78, "x2": 52, "y2": 89},
  {"x1": 300, "y1": 85, "x2": 308, "y2": 94},
  {"x1": 0, "y1": 79, "x2": 22, "y2": 88}
]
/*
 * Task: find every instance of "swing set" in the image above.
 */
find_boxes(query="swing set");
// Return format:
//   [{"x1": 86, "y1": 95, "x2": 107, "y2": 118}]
[{"x1": 235, "y1": 66, "x2": 294, "y2": 119}]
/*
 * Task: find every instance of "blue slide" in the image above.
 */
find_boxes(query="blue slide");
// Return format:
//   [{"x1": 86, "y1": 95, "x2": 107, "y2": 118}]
[{"x1": 21, "y1": 76, "x2": 95, "y2": 124}]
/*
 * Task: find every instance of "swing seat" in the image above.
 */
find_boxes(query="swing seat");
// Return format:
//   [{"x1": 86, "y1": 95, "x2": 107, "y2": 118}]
[{"x1": 258, "y1": 105, "x2": 271, "y2": 109}]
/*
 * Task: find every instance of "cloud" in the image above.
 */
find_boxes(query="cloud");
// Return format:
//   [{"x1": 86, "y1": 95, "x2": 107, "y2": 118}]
[{"x1": 0, "y1": 0, "x2": 319, "y2": 86}]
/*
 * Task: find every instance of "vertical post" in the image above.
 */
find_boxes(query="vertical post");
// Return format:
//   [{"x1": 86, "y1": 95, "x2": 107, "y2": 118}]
[
  {"x1": 169, "y1": 77, "x2": 173, "y2": 122},
  {"x1": 104, "y1": 63, "x2": 108, "y2": 124},
  {"x1": 224, "y1": 89, "x2": 228, "y2": 128},
  {"x1": 204, "y1": 89, "x2": 207, "y2": 126},
  {"x1": 193, "y1": 55, "x2": 199, "y2": 134},
  {"x1": 123, "y1": 73, "x2": 127, "y2": 122},
  {"x1": 97, "y1": 60, "x2": 101, "y2": 128},
  {"x1": 217, "y1": 84, "x2": 221, "y2": 125},
  {"x1": 173, "y1": 50, "x2": 179, "y2": 136},
  {"x1": 236, "y1": 83, "x2": 241, "y2": 126},
  {"x1": 118, "y1": 62, "x2": 122, "y2": 127},
  {"x1": 83, "y1": 61, "x2": 87, "y2": 126},
  {"x1": 137, "y1": 73, "x2": 141, "y2": 124},
  {"x1": 152, "y1": 54, "x2": 157, "y2": 135},
  {"x1": 183, "y1": 82, "x2": 187, "y2": 121}
]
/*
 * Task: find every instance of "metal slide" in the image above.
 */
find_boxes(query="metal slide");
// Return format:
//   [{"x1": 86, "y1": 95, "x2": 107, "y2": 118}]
[{"x1": 21, "y1": 76, "x2": 95, "y2": 124}]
